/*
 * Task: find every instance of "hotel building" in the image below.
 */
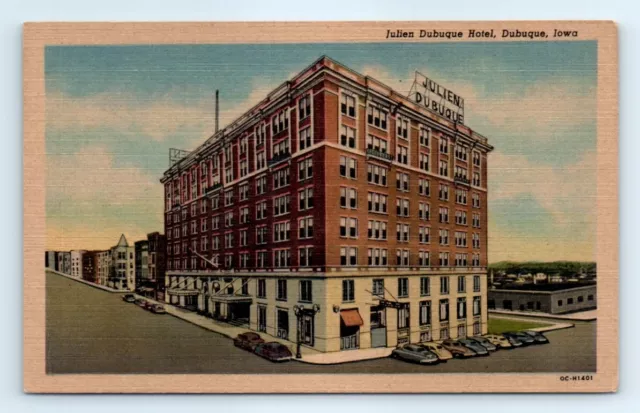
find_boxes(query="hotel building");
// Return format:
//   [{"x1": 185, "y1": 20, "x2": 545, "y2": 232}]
[{"x1": 160, "y1": 56, "x2": 493, "y2": 353}]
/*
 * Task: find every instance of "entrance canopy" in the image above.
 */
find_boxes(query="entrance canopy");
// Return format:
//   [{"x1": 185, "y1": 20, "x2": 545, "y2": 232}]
[
  {"x1": 340, "y1": 309, "x2": 364, "y2": 327},
  {"x1": 210, "y1": 295, "x2": 253, "y2": 304}
]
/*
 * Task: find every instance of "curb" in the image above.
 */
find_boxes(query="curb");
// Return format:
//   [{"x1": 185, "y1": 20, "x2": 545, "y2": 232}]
[{"x1": 47, "y1": 269, "x2": 129, "y2": 293}]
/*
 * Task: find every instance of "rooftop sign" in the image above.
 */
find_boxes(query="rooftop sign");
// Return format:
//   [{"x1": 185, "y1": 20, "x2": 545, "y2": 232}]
[{"x1": 409, "y1": 71, "x2": 465, "y2": 125}]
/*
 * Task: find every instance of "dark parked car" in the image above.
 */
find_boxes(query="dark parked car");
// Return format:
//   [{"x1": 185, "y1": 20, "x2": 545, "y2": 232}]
[
  {"x1": 503, "y1": 331, "x2": 535, "y2": 346},
  {"x1": 234, "y1": 332, "x2": 265, "y2": 351},
  {"x1": 254, "y1": 342, "x2": 293, "y2": 362},
  {"x1": 391, "y1": 344, "x2": 439, "y2": 364},
  {"x1": 122, "y1": 294, "x2": 136, "y2": 303},
  {"x1": 458, "y1": 338, "x2": 489, "y2": 356},
  {"x1": 441, "y1": 339, "x2": 476, "y2": 358},
  {"x1": 149, "y1": 304, "x2": 166, "y2": 314},
  {"x1": 467, "y1": 336, "x2": 497, "y2": 352},
  {"x1": 522, "y1": 330, "x2": 549, "y2": 344}
]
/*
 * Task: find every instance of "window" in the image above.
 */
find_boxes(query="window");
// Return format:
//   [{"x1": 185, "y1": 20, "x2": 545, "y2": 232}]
[
  {"x1": 418, "y1": 153, "x2": 430, "y2": 172},
  {"x1": 273, "y1": 194, "x2": 291, "y2": 216},
  {"x1": 588, "y1": 294, "x2": 594, "y2": 301},
  {"x1": 256, "y1": 201, "x2": 267, "y2": 220},
  {"x1": 256, "y1": 175, "x2": 267, "y2": 195},
  {"x1": 419, "y1": 301, "x2": 431, "y2": 326},
  {"x1": 473, "y1": 151, "x2": 481, "y2": 166},
  {"x1": 239, "y1": 160, "x2": 248, "y2": 177},
  {"x1": 212, "y1": 236, "x2": 220, "y2": 250},
  {"x1": 367, "y1": 106, "x2": 388, "y2": 130},
  {"x1": 557, "y1": 300, "x2": 563, "y2": 307},
  {"x1": 298, "y1": 157, "x2": 313, "y2": 181},
  {"x1": 439, "y1": 160, "x2": 449, "y2": 177},
  {"x1": 224, "y1": 189, "x2": 234, "y2": 206},
  {"x1": 367, "y1": 248, "x2": 388, "y2": 266},
  {"x1": 367, "y1": 164, "x2": 388, "y2": 186},
  {"x1": 439, "y1": 229, "x2": 449, "y2": 245},
  {"x1": 455, "y1": 166, "x2": 468, "y2": 181},
  {"x1": 472, "y1": 193, "x2": 480, "y2": 208},
  {"x1": 455, "y1": 145, "x2": 468, "y2": 161},
  {"x1": 299, "y1": 127, "x2": 313, "y2": 150},
  {"x1": 372, "y1": 279, "x2": 385, "y2": 297},
  {"x1": 396, "y1": 172, "x2": 409, "y2": 192},
  {"x1": 299, "y1": 280, "x2": 312, "y2": 302},
  {"x1": 240, "y1": 207, "x2": 249, "y2": 224},
  {"x1": 473, "y1": 296, "x2": 481, "y2": 316},
  {"x1": 190, "y1": 220, "x2": 197, "y2": 235},
  {"x1": 274, "y1": 249, "x2": 291, "y2": 268},
  {"x1": 299, "y1": 187, "x2": 314, "y2": 211},
  {"x1": 200, "y1": 199, "x2": 207, "y2": 214},
  {"x1": 455, "y1": 253, "x2": 468, "y2": 267},
  {"x1": 396, "y1": 145, "x2": 408, "y2": 164},
  {"x1": 277, "y1": 279, "x2": 288, "y2": 301},
  {"x1": 455, "y1": 231, "x2": 467, "y2": 247},
  {"x1": 340, "y1": 217, "x2": 358, "y2": 239},
  {"x1": 256, "y1": 123, "x2": 266, "y2": 147},
  {"x1": 272, "y1": 138, "x2": 290, "y2": 158},
  {"x1": 224, "y1": 211, "x2": 234, "y2": 227},
  {"x1": 342, "y1": 279, "x2": 355, "y2": 302},
  {"x1": 299, "y1": 94, "x2": 311, "y2": 120},
  {"x1": 298, "y1": 217, "x2": 314, "y2": 239},
  {"x1": 341, "y1": 94, "x2": 356, "y2": 118},
  {"x1": 456, "y1": 189, "x2": 467, "y2": 205},
  {"x1": 340, "y1": 247, "x2": 358, "y2": 266},
  {"x1": 419, "y1": 127, "x2": 430, "y2": 147},
  {"x1": 239, "y1": 183, "x2": 249, "y2": 201},
  {"x1": 578, "y1": 296, "x2": 584, "y2": 303},
  {"x1": 396, "y1": 117, "x2": 408, "y2": 139},
  {"x1": 419, "y1": 178, "x2": 430, "y2": 196},
  {"x1": 439, "y1": 184, "x2": 449, "y2": 201},
  {"x1": 419, "y1": 226, "x2": 430, "y2": 244},
  {"x1": 272, "y1": 109, "x2": 289, "y2": 135},
  {"x1": 473, "y1": 172, "x2": 481, "y2": 186},
  {"x1": 340, "y1": 187, "x2": 358, "y2": 209},
  {"x1": 339, "y1": 156, "x2": 357, "y2": 179},
  {"x1": 472, "y1": 253, "x2": 481, "y2": 267},
  {"x1": 398, "y1": 305, "x2": 410, "y2": 329},
  {"x1": 239, "y1": 229, "x2": 248, "y2": 246},
  {"x1": 440, "y1": 276, "x2": 449, "y2": 294},
  {"x1": 366, "y1": 135, "x2": 388, "y2": 153},
  {"x1": 456, "y1": 210, "x2": 468, "y2": 225},
  {"x1": 367, "y1": 192, "x2": 388, "y2": 214},
  {"x1": 340, "y1": 125, "x2": 356, "y2": 148},
  {"x1": 439, "y1": 299, "x2": 449, "y2": 322},
  {"x1": 457, "y1": 276, "x2": 466, "y2": 293},
  {"x1": 239, "y1": 253, "x2": 249, "y2": 268},
  {"x1": 420, "y1": 277, "x2": 430, "y2": 296},
  {"x1": 299, "y1": 247, "x2": 313, "y2": 267},
  {"x1": 439, "y1": 207, "x2": 449, "y2": 223},
  {"x1": 257, "y1": 279, "x2": 266, "y2": 298},
  {"x1": 273, "y1": 168, "x2": 290, "y2": 189},
  {"x1": 568, "y1": 298, "x2": 574, "y2": 305},
  {"x1": 396, "y1": 249, "x2": 409, "y2": 266},
  {"x1": 273, "y1": 221, "x2": 291, "y2": 242},
  {"x1": 457, "y1": 298, "x2": 467, "y2": 320},
  {"x1": 419, "y1": 251, "x2": 430, "y2": 267},
  {"x1": 396, "y1": 223, "x2": 409, "y2": 242},
  {"x1": 397, "y1": 278, "x2": 408, "y2": 297},
  {"x1": 472, "y1": 213, "x2": 481, "y2": 228},
  {"x1": 224, "y1": 232, "x2": 234, "y2": 248},
  {"x1": 396, "y1": 198, "x2": 410, "y2": 217},
  {"x1": 200, "y1": 218, "x2": 208, "y2": 232},
  {"x1": 225, "y1": 166, "x2": 234, "y2": 183},
  {"x1": 256, "y1": 151, "x2": 266, "y2": 170},
  {"x1": 367, "y1": 220, "x2": 388, "y2": 240},
  {"x1": 472, "y1": 233, "x2": 480, "y2": 248},
  {"x1": 419, "y1": 203, "x2": 430, "y2": 221},
  {"x1": 473, "y1": 275, "x2": 481, "y2": 292},
  {"x1": 439, "y1": 137, "x2": 449, "y2": 153},
  {"x1": 256, "y1": 251, "x2": 267, "y2": 267}
]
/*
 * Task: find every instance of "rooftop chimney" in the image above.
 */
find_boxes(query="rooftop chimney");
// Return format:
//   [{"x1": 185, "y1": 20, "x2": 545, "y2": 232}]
[{"x1": 215, "y1": 90, "x2": 219, "y2": 134}]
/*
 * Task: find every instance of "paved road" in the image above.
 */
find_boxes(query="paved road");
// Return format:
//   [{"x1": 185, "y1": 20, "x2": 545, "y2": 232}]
[{"x1": 46, "y1": 272, "x2": 596, "y2": 374}]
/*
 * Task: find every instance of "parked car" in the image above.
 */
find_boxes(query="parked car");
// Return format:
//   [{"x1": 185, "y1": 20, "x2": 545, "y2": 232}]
[
  {"x1": 149, "y1": 304, "x2": 166, "y2": 314},
  {"x1": 254, "y1": 342, "x2": 293, "y2": 362},
  {"x1": 122, "y1": 294, "x2": 136, "y2": 303},
  {"x1": 234, "y1": 332, "x2": 265, "y2": 351},
  {"x1": 503, "y1": 331, "x2": 535, "y2": 346},
  {"x1": 467, "y1": 336, "x2": 497, "y2": 352},
  {"x1": 420, "y1": 342, "x2": 453, "y2": 361},
  {"x1": 522, "y1": 330, "x2": 550, "y2": 344},
  {"x1": 483, "y1": 334, "x2": 516, "y2": 349},
  {"x1": 458, "y1": 338, "x2": 489, "y2": 356},
  {"x1": 134, "y1": 298, "x2": 148, "y2": 308},
  {"x1": 441, "y1": 339, "x2": 476, "y2": 358},
  {"x1": 391, "y1": 344, "x2": 439, "y2": 364}
]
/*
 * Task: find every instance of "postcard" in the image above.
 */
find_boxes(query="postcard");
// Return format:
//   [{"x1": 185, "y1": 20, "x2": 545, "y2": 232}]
[{"x1": 23, "y1": 21, "x2": 618, "y2": 393}]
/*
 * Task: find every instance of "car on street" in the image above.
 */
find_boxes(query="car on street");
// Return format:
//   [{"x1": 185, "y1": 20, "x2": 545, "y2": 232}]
[
  {"x1": 419, "y1": 342, "x2": 453, "y2": 361},
  {"x1": 234, "y1": 332, "x2": 266, "y2": 351},
  {"x1": 122, "y1": 294, "x2": 136, "y2": 303},
  {"x1": 467, "y1": 336, "x2": 497, "y2": 352},
  {"x1": 254, "y1": 342, "x2": 293, "y2": 362},
  {"x1": 440, "y1": 339, "x2": 476, "y2": 358},
  {"x1": 503, "y1": 331, "x2": 535, "y2": 346},
  {"x1": 391, "y1": 344, "x2": 440, "y2": 364},
  {"x1": 483, "y1": 334, "x2": 516, "y2": 349},
  {"x1": 522, "y1": 330, "x2": 550, "y2": 344},
  {"x1": 458, "y1": 338, "x2": 490, "y2": 356},
  {"x1": 149, "y1": 304, "x2": 166, "y2": 314},
  {"x1": 134, "y1": 298, "x2": 148, "y2": 308}
]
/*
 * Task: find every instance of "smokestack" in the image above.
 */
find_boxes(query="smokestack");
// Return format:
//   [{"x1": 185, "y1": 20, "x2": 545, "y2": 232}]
[{"x1": 215, "y1": 90, "x2": 219, "y2": 133}]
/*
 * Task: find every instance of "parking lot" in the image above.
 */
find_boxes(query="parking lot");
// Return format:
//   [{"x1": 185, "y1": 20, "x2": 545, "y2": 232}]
[{"x1": 46, "y1": 272, "x2": 596, "y2": 374}]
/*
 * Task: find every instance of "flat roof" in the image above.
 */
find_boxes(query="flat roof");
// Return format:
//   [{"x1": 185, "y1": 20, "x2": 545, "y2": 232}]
[{"x1": 491, "y1": 281, "x2": 597, "y2": 293}]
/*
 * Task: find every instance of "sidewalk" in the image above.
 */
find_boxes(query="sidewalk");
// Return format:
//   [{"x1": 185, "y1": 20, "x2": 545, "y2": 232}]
[
  {"x1": 297, "y1": 347, "x2": 394, "y2": 365},
  {"x1": 489, "y1": 309, "x2": 596, "y2": 321},
  {"x1": 490, "y1": 314, "x2": 574, "y2": 333},
  {"x1": 47, "y1": 268, "x2": 128, "y2": 293}
]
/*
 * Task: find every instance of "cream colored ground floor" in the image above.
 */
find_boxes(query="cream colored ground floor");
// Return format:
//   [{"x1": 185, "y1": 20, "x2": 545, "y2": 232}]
[{"x1": 164, "y1": 270, "x2": 488, "y2": 353}]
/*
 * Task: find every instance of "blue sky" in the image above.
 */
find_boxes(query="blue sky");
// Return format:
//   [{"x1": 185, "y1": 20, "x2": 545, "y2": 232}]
[{"x1": 45, "y1": 41, "x2": 598, "y2": 261}]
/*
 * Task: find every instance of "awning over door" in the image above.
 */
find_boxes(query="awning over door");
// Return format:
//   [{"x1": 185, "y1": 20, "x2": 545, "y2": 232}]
[{"x1": 340, "y1": 309, "x2": 364, "y2": 327}]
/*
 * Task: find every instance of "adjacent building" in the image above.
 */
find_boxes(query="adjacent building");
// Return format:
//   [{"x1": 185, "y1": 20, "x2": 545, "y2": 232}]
[
  {"x1": 135, "y1": 240, "x2": 150, "y2": 291},
  {"x1": 488, "y1": 282, "x2": 596, "y2": 315},
  {"x1": 56, "y1": 251, "x2": 71, "y2": 275},
  {"x1": 82, "y1": 250, "x2": 98, "y2": 283},
  {"x1": 160, "y1": 56, "x2": 493, "y2": 353},
  {"x1": 147, "y1": 232, "x2": 167, "y2": 301},
  {"x1": 70, "y1": 250, "x2": 87, "y2": 278},
  {"x1": 109, "y1": 234, "x2": 135, "y2": 291}
]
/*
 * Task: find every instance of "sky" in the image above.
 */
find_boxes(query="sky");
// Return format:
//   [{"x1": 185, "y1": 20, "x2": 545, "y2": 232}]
[{"x1": 45, "y1": 42, "x2": 598, "y2": 262}]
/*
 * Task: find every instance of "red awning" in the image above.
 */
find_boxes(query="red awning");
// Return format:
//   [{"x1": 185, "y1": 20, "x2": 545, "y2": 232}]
[{"x1": 340, "y1": 309, "x2": 364, "y2": 327}]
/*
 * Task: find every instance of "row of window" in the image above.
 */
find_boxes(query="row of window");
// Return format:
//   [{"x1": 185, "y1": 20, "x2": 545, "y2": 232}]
[{"x1": 339, "y1": 247, "x2": 481, "y2": 268}]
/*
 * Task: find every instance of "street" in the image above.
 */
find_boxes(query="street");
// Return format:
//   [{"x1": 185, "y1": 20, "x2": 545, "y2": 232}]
[{"x1": 46, "y1": 271, "x2": 596, "y2": 374}]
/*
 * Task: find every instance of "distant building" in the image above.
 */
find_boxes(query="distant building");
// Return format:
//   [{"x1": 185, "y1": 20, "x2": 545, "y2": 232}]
[
  {"x1": 70, "y1": 250, "x2": 87, "y2": 278},
  {"x1": 488, "y1": 282, "x2": 596, "y2": 314},
  {"x1": 45, "y1": 251, "x2": 58, "y2": 271},
  {"x1": 82, "y1": 251, "x2": 98, "y2": 283},
  {"x1": 109, "y1": 234, "x2": 135, "y2": 291},
  {"x1": 147, "y1": 232, "x2": 167, "y2": 301},
  {"x1": 549, "y1": 275, "x2": 564, "y2": 283},
  {"x1": 56, "y1": 251, "x2": 71, "y2": 275},
  {"x1": 135, "y1": 240, "x2": 149, "y2": 290},
  {"x1": 95, "y1": 250, "x2": 111, "y2": 286}
]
